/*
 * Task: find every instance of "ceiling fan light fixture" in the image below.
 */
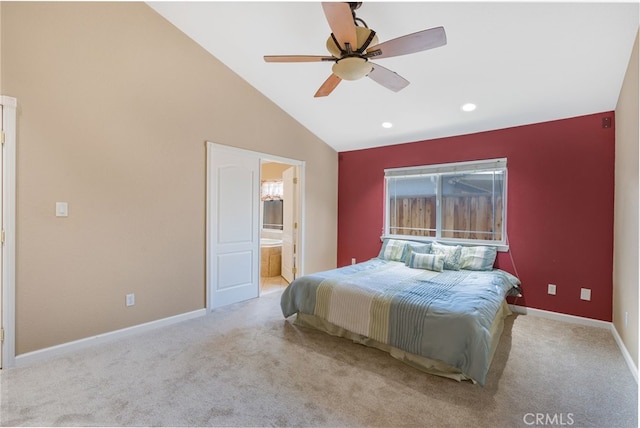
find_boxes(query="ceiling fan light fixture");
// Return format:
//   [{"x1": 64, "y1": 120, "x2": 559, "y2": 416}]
[
  {"x1": 332, "y1": 57, "x2": 372, "y2": 80},
  {"x1": 264, "y1": 3, "x2": 447, "y2": 97}
]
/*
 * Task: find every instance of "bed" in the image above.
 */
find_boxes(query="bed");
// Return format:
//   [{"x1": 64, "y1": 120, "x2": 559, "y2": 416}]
[{"x1": 280, "y1": 239, "x2": 522, "y2": 385}]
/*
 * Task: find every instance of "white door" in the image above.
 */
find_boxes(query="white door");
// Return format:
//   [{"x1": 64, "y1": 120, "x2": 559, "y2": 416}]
[
  {"x1": 207, "y1": 143, "x2": 260, "y2": 309},
  {"x1": 281, "y1": 166, "x2": 297, "y2": 283},
  {"x1": 0, "y1": 96, "x2": 16, "y2": 368},
  {"x1": 0, "y1": 103, "x2": 3, "y2": 368}
]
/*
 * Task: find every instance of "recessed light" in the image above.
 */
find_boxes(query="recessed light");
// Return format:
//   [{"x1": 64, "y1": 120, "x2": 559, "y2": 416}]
[
  {"x1": 461, "y1": 103, "x2": 477, "y2": 112},
  {"x1": 382, "y1": 122, "x2": 393, "y2": 128}
]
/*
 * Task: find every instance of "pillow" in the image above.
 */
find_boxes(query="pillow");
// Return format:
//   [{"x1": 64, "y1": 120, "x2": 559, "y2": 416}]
[
  {"x1": 430, "y1": 242, "x2": 462, "y2": 270},
  {"x1": 378, "y1": 239, "x2": 409, "y2": 262},
  {"x1": 402, "y1": 242, "x2": 432, "y2": 264},
  {"x1": 407, "y1": 252, "x2": 445, "y2": 272},
  {"x1": 460, "y1": 245, "x2": 497, "y2": 271}
]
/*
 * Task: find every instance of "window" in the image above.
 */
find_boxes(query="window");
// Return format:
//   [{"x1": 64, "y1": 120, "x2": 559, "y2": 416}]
[
  {"x1": 384, "y1": 158, "x2": 507, "y2": 248},
  {"x1": 261, "y1": 180, "x2": 284, "y2": 230}
]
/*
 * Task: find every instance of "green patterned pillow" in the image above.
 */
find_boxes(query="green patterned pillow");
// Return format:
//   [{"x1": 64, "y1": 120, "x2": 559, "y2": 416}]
[
  {"x1": 407, "y1": 252, "x2": 445, "y2": 272},
  {"x1": 460, "y1": 246, "x2": 497, "y2": 271},
  {"x1": 378, "y1": 239, "x2": 408, "y2": 262},
  {"x1": 402, "y1": 242, "x2": 432, "y2": 264},
  {"x1": 430, "y1": 242, "x2": 462, "y2": 270}
]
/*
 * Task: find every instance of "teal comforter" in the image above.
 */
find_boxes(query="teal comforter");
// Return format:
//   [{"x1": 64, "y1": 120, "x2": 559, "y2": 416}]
[{"x1": 281, "y1": 258, "x2": 521, "y2": 385}]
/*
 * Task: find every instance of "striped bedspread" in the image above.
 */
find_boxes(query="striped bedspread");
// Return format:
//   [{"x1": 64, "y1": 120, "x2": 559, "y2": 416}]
[{"x1": 281, "y1": 258, "x2": 521, "y2": 385}]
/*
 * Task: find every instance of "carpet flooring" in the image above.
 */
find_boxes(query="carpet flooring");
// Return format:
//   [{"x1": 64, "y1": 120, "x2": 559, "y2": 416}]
[{"x1": 0, "y1": 290, "x2": 637, "y2": 427}]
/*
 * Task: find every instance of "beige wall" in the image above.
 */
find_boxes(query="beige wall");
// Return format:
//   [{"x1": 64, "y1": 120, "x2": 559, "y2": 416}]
[
  {"x1": 613, "y1": 29, "x2": 639, "y2": 368},
  {"x1": 261, "y1": 162, "x2": 291, "y2": 181},
  {"x1": 2, "y1": 2, "x2": 337, "y2": 354}
]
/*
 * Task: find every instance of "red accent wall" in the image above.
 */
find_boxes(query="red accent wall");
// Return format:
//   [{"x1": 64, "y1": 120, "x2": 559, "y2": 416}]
[{"x1": 337, "y1": 112, "x2": 615, "y2": 321}]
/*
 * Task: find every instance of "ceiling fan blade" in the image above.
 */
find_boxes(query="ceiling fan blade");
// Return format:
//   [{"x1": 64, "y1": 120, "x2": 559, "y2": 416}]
[
  {"x1": 314, "y1": 74, "x2": 342, "y2": 98},
  {"x1": 367, "y1": 63, "x2": 409, "y2": 92},
  {"x1": 264, "y1": 55, "x2": 335, "y2": 63},
  {"x1": 367, "y1": 26, "x2": 446, "y2": 59},
  {"x1": 322, "y1": 2, "x2": 357, "y2": 52}
]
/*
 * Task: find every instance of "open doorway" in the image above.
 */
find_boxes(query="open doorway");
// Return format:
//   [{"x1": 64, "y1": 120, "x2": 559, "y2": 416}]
[
  {"x1": 206, "y1": 142, "x2": 303, "y2": 311},
  {"x1": 260, "y1": 160, "x2": 299, "y2": 295}
]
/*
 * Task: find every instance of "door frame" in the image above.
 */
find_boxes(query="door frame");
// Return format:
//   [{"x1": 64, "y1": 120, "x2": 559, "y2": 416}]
[
  {"x1": 261, "y1": 158, "x2": 303, "y2": 287},
  {"x1": 206, "y1": 142, "x2": 304, "y2": 312},
  {"x1": 1, "y1": 96, "x2": 17, "y2": 368}
]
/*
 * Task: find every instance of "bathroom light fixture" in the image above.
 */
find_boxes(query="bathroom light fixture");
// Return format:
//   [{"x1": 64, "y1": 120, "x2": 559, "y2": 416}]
[
  {"x1": 382, "y1": 122, "x2": 393, "y2": 128},
  {"x1": 461, "y1": 103, "x2": 477, "y2": 112}
]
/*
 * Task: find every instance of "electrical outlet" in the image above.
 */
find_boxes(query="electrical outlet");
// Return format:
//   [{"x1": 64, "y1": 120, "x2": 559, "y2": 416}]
[
  {"x1": 548, "y1": 284, "x2": 556, "y2": 295},
  {"x1": 126, "y1": 293, "x2": 135, "y2": 307},
  {"x1": 580, "y1": 288, "x2": 591, "y2": 301},
  {"x1": 351, "y1": 258, "x2": 356, "y2": 265}
]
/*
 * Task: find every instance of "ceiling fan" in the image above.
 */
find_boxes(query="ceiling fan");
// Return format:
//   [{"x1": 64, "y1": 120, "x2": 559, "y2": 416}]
[{"x1": 263, "y1": 2, "x2": 447, "y2": 97}]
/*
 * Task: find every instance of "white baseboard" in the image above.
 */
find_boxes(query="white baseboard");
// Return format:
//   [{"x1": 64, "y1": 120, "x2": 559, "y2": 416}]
[
  {"x1": 610, "y1": 323, "x2": 639, "y2": 383},
  {"x1": 13, "y1": 309, "x2": 206, "y2": 368},
  {"x1": 509, "y1": 304, "x2": 638, "y2": 383},
  {"x1": 508, "y1": 305, "x2": 611, "y2": 328}
]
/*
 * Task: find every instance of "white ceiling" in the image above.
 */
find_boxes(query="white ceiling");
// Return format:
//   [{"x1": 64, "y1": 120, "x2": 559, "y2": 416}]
[{"x1": 149, "y1": 1, "x2": 639, "y2": 152}]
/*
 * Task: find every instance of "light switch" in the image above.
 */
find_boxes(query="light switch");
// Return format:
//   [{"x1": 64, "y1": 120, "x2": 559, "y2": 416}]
[{"x1": 56, "y1": 202, "x2": 68, "y2": 217}]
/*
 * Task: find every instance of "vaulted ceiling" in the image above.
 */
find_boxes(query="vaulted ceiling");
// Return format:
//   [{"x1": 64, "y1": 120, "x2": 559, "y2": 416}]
[{"x1": 149, "y1": 1, "x2": 639, "y2": 152}]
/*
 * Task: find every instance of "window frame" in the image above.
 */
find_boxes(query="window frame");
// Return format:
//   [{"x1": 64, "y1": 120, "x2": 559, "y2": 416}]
[{"x1": 383, "y1": 158, "x2": 508, "y2": 251}]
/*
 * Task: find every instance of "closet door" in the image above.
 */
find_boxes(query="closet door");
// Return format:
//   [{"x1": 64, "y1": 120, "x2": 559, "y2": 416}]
[{"x1": 207, "y1": 143, "x2": 260, "y2": 309}]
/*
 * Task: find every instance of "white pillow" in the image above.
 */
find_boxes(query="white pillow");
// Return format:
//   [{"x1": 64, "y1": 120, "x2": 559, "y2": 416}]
[
  {"x1": 378, "y1": 239, "x2": 408, "y2": 262},
  {"x1": 430, "y1": 242, "x2": 462, "y2": 270},
  {"x1": 460, "y1": 246, "x2": 497, "y2": 271}
]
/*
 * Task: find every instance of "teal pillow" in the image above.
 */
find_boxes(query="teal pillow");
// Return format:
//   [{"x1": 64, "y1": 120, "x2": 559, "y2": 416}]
[
  {"x1": 460, "y1": 246, "x2": 497, "y2": 271},
  {"x1": 430, "y1": 242, "x2": 462, "y2": 270},
  {"x1": 407, "y1": 252, "x2": 445, "y2": 272}
]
